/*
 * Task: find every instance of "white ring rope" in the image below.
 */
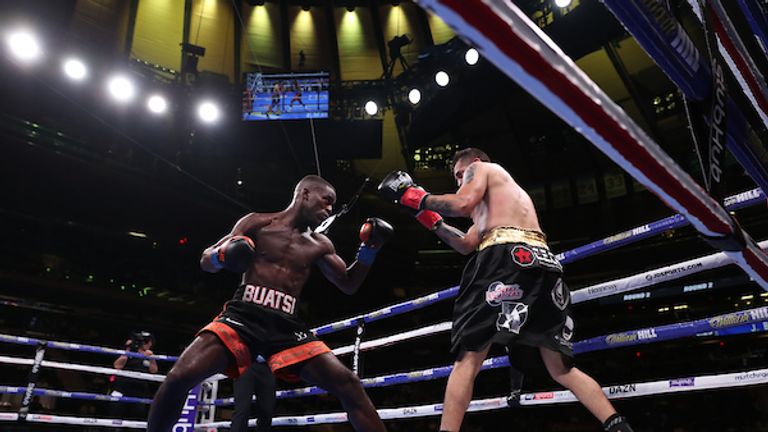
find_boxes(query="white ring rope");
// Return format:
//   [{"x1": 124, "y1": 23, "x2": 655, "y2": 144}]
[
  {"x1": 0, "y1": 355, "x2": 229, "y2": 383},
  {"x1": 573, "y1": 239, "x2": 768, "y2": 303},
  {"x1": 193, "y1": 368, "x2": 768, "y2": 428},
  {"x1": 11, "y1": 365, "x2": 763, "y2": 429},
  {"x1": 332, "y1": 322, "x2": 453, "y2": 356}
]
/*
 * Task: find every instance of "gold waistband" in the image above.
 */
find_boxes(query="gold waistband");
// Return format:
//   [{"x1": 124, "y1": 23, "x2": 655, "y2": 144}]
[{"x1": 478, "y1": 226, "x2": 548, "y2": 251}]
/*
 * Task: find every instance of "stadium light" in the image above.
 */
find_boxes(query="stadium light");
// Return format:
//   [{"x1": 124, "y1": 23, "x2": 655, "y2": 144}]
[
  {"x1": 364, "y1": 100, "x2": 379, "y2": 116},
  {"x1": 555, "y1": 0, "x2": 572, "y2": 7},
  {"x1": 408, "y1": 88, "x2": 421, "y2": 105},
  {"x1": 62, "y1": 58, "x2": 87, "y2": 81},
  {"x1": 435, "y1": 71, "x2": 450, "y2": 87},
  {"x1": 107, "y1": 75, "x2": 135, "y2": 102},
  {"x1": 465, "y1": 48, "x2": 479, "y2": 65},
  {"x1": 198, "y1": 101, "x2": 220, "y2": 123},
  {"x1": 6, "y1": 29, "x2": 42, "y2": 63},
  {"x1": 147, "y1": 95, "x2": 168, "y2": 114}
]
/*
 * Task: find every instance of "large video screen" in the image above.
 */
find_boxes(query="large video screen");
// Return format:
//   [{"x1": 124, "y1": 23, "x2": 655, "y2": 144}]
[{"x1": 242, "y1": 72, "x2": 330, "y2": 121}]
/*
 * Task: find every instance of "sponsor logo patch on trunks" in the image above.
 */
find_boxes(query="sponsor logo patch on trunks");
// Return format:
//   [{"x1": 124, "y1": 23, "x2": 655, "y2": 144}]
[
  {"x1": 511, "y1": 245, "x2": 535, "y2": 266},
  {"x1": 241, "y1": 285, "x2": 297, "y2": 315},
  {"x1": 555, "y1": 315, "x2": 575, "y2": 349},
  {"x1": 551, "y1": 279, "x2": 570, "y2": 310},
  {"x1": 496, "y1": 302, "x2": 529, "y2": 334},
  {"x1": 485, "y1": 282, "x2": 524, "y2": 305},
  {"x1": 511, "y1": 244, "x2": 563, "y2": 270}
]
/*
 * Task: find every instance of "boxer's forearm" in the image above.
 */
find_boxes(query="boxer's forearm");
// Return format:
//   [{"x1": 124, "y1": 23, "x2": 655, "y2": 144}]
[
  {"x1": 434, "y1": 222, "x2": 476, "y2": 255},
  {"x1": 319, "y1": 253, "x2": 370, "y2": 295},
  {"x1": 423, "y1": 194, "x2": 473, "y2": 217}
]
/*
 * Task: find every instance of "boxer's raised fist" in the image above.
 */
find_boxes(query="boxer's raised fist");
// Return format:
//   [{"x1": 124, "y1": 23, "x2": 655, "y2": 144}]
[{"x1": 211, "y1": 236, "x2": 255, "y2": 273}]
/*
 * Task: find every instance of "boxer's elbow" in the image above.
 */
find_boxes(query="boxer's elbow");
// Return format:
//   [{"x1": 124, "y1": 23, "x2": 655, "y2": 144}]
[
  {"x1": 336, "y1": 279, "x2": 360, "y2": 295},
  {"x1": 327, "y1": 269, "x2": 360, "y2": 295},
  {"x1": 200, "y1": 250, "x2": 219, "y2": 273},
  {"x1": 450, "y1": 196, "x2": 476, "y2": 218}
]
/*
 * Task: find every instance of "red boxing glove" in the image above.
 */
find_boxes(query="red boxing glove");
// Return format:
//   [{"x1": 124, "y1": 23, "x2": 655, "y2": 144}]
[
  {"x1": 415, "y1": 210, "x2": 443, "y2": 231},
  {"x1": 400, "y1": 187, "x2": 429, "y2": 211}
]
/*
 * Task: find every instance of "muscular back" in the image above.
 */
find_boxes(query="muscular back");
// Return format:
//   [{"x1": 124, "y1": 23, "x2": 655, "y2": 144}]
[
  {"x1": 472, "y1": 163, "x2": 542, "y2": 237},
  {"x1": 240, "y1": 214, "x2": 332, "y2": 300}
]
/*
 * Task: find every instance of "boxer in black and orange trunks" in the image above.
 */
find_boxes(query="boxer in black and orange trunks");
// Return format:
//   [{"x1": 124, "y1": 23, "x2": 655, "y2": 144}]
[
  {"x1": 147, "y1": 175, "x2": 391, "y2": 432},
  {"x1": 379, "y1": 148, "x2": 634, "y2": 432}
]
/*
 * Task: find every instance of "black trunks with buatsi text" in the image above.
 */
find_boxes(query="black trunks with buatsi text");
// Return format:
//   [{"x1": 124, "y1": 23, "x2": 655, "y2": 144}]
[
  {"x1": 199, "y1": 284, "x2": 330, "y2": 381},
  {"x1": 450, "y1": 227, "x2": 573, "y2": 359}
]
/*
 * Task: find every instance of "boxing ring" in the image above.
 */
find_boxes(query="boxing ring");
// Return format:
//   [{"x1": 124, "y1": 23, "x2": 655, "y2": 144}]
[
  {"x1": 1, "y1": 187, "x2": 768, "y2": 428},
  {"x1": 3, "y1": 0, "x2": 768, "y2": 429}
]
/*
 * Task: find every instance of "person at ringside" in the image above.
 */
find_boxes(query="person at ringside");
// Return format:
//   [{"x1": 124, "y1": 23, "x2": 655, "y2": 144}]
[{"x1": 379, "y1": 148, "x2": 634, "y2": 432}]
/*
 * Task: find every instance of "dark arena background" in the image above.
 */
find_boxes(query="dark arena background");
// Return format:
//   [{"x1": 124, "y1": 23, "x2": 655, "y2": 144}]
[{"x1": 2, "y1": 0, "x2": 768, "y2": 431}]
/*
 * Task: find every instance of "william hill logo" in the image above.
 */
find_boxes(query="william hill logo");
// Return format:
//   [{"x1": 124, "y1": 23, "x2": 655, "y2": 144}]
[
  {"x1": 605, "y1": 329, "x2": 658, "y2": 345},
  {"x1": 709, "y1": 309, "x2": 768, "y2": 329}
]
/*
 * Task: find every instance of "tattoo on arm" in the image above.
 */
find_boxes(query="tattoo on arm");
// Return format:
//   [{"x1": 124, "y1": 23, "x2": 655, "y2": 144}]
[
  {"x1": 428, "y1": 197, "x2": 456, "y2": 214},
  {"x1": 463, "y1": 165, "x2": 476, "y2": 184}
]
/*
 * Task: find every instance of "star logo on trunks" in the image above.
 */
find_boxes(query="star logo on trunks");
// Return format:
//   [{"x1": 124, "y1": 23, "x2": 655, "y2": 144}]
[
  {"x1": 496, "y1": 302, "x2": 529, "y2": 334},
  {"x1": 511, "y1": 245, "x2": 535, "y2": 267}
]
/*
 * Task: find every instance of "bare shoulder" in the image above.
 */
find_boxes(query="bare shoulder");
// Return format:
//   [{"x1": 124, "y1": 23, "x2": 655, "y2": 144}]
[
  {"x1": 311, "y1": 232, "x2": 336, "y2": 255},
  {"x1": 234, "y1": 212, "x2": 277, "y2": 235},
  {"x1": 488, "y1": 162, "x2": 516, "y2": 183}
]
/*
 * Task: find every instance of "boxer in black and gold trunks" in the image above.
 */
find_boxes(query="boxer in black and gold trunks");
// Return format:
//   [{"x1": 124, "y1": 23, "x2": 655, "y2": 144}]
[
  {"x1": 379, "y1": 148, "x2": 633, "y2": 432},
  {"x1": 453, "y1": 227, "x2": 572, "y2": 359},
  {"x1": 147, "y1": 175, "x2": 391, "y2": 432}
]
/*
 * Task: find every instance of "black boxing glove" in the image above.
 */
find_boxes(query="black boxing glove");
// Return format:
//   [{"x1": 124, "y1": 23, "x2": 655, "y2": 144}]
[
  {"x1": 377, "y1": 171, "x2": 430, "y2": 211},
  {"x1": 211, "y1": 236, "x2": 256, "y2": 273},
  {"x1": 378, "y1": 171, "x2": 443, "y2": 230},
  {"x1": 603, "y1": 414, "x2": 634, "y2": 432},
  {"x1": 356, "y1": 218, "x2": 394, "y2": 265}
]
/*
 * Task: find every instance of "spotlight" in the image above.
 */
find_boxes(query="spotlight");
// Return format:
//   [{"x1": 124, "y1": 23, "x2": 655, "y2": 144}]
[
  {"x1": 107, "y1": 75, "x2": 135, "y2": 102},
  {"x1": 6, "y1": 30, "x2": 42, "y2": 63},
  {"x1": 364, "y1": 100, "x2": 378, "y2": 116},
  {"x1": 435, "y1": 70, "x2": 450, "y2": 87},
  {"x1": 198, "y1": 101, "x2": 220, "y2": 123},
  {"x1": 464, "y1": 48, "x2": 479, "y2": 65},
  {"x1": 62, "y1": 58, "x2": 87, "y2": 81},
  {"x1": 147, "y1": 95, "x2": 168, "y2": 114},
  {"x1": 301, "y1": 3, "x2": 311, "y2": 11},
  {"x1": 346, "y1": 5, "x2": 356, "y2": 12},
  {"x1": 555, "y1": 0, "x2": 572, "y2": 7},
  {"x1": 408, "y1": 88, "x2": 421, "y2": 105}
]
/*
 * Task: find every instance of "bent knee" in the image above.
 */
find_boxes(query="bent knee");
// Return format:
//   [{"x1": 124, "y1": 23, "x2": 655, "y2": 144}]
[{"x1": 547, "y1": 363, "x2": 576, "y2": 385}]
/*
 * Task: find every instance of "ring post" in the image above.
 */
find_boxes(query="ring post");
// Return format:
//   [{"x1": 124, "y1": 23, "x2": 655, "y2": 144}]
[
  {"x1": 352, "y1": 320, "x2": 365, "y2": 376},
  {"x1": 18, "y1": 340, "x2": 47, "y2": 422}
]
